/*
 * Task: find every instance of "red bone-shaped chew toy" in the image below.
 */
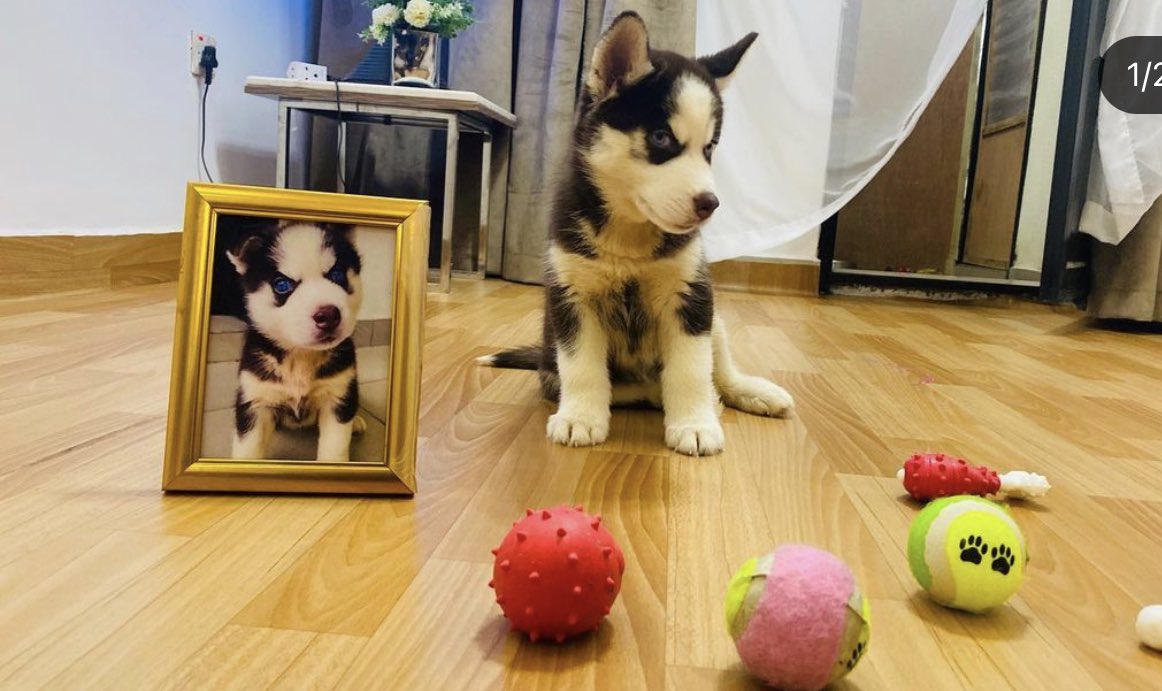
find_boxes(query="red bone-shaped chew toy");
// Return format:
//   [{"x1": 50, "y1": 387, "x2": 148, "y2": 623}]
[{"x1": 898, "y1": 453, "x2": 1050, "y2": 501}]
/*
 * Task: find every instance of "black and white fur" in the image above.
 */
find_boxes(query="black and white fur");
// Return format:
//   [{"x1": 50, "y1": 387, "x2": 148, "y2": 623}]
[
  {"x1": 481, "y1": 13, "x2": 794, "y2": 456},
  {"x1": 227, "y1": 222, "x2": 365, "y2": 461}
]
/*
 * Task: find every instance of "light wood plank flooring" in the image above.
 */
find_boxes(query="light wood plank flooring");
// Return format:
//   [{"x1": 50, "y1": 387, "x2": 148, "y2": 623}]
[{"x1": 1, "y1": 279, "x2": 1161, "y2": 689}]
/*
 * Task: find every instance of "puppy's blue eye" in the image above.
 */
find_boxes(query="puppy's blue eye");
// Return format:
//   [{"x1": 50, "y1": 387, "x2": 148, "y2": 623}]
[
  {"x1": 327, "y1": 267, "x2": 347, "y2": 285},
  {"x1": 649, "y1": 129, "x2": 675, "y2": 148},
  {"x1": 271, "y1": 277, "x2": 294, "y2": 295}
]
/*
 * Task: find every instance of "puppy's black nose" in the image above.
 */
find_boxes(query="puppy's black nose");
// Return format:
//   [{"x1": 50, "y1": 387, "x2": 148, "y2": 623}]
[
  {"x1": 694, "y1": 192, "x2": 720, "y2": 220},
  {"x1": 313, "y1": 305, "x2": 340, "y2": 332}
]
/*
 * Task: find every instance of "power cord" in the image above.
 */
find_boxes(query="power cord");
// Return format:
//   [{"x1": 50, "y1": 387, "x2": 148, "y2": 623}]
[
  {"x1": 199, "y1": 82, "x2": 214, "y2": 183},
  {"x1": 199, "y1": 46, "x2": 219, "y2": 184}
]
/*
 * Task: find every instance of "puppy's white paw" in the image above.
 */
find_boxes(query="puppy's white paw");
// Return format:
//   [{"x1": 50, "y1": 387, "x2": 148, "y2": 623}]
[
  {"x1": 665, "y1": 418, "x2": 725, "y2": 457},
  {"x1": 721, "y1": 375, "x2": 795, "y2": 417},
  {"x1": 316, "y1": 444, "x2": 351, "y2": 462},
  {"x1": 547, "y1": 411, "x2": 610, "y2": 447}
]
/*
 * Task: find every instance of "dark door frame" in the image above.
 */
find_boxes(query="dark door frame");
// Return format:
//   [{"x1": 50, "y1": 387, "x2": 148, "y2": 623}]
[{"x1": 1038, "y1": 0, "x2": 1106, "y2": 303}]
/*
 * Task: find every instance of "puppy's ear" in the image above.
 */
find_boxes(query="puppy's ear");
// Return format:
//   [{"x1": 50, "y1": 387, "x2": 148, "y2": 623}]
[
  {"x1": 698, "y1": 32, "x2": 758, "y2": 91},
  {"x1": 226, "y1": 234, "x2": 266, "y2": 275},
  {"x1": 586, "y1": 11, "x2": 653, "y2": 101},
  {"x1": 320, "y1": 222, "x2": 355, "y2": 238},
  {"x1": 226, "y1": 249, "x2": 246, "y2": 275},
  {"x1": 321, "y1": 223, "x2": 362, "y2": 272}
]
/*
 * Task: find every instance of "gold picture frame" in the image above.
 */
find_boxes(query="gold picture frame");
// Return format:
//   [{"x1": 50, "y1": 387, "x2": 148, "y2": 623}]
[{"x1": 162, "y1": 183, "x2": 429, "y2": 495}]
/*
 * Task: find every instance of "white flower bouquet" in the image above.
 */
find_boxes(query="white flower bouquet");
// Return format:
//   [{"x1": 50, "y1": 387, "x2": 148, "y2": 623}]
[{"x1": 361, "y1": 0, "x2": 475, "y2": 42}]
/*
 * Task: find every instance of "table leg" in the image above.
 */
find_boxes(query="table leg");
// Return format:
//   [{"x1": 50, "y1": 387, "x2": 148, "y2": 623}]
[
  {"x1": 337, "y1": 120, "x2": 347, "y2": 193},
  {"x1": 474, "y1": 132, "x2": 492, "y2": 279},
  {"x1": 276, "y1": 102, "x2": 290, "y2": 188},
  {"x1": 437, "y1": 114, "x2": 459, "y2": 293}
]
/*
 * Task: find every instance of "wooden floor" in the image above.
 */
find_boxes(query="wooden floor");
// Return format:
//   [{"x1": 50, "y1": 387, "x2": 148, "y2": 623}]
[{"x1": 2, "y1": 279, "x2": 1162, "y2": 690}]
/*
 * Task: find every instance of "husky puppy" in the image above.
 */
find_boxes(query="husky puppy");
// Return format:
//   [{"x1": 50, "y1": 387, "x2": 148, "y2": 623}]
[
  {"x1": 482, "y1": 12, "x2": 794, "y2": 456},
  {"x1": 226, "y1": 222, "x2": 365, "y2": 461}
]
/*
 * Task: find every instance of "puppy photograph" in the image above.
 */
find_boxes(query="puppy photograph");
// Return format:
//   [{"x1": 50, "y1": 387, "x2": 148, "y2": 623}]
[{"x1": 200, "y1": 214, "x2": 396, "y2": 463}]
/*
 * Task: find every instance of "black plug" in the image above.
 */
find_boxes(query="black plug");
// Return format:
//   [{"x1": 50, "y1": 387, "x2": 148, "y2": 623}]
[{"x1": 200, "y1": 45, "x2": 219, "y2": 85}]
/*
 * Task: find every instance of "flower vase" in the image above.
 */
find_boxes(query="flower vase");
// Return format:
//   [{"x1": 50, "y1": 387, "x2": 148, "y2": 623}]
[{"x1": 390, "y1": 28, "x2": 443, "y2": 88}]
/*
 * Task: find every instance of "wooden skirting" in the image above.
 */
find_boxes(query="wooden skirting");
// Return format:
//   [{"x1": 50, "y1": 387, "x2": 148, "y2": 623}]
[
  {"x1": 709, "y1": 258, "x2": 820, "y2": 296},
  {"x1": 0, "y1": 233, "x2": 181, "y2": 298},
  {"x1": 0, "y1": 235, "x2": 819, "y2": 299}
]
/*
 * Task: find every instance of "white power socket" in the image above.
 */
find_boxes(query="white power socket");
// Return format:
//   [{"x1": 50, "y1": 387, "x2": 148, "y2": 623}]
[
  {"x1": 190, "y1": 31, "x2": 217, "y2": 77},
  {"x1": 287, "y1": 61, "x2": 328, "y2": 81}
]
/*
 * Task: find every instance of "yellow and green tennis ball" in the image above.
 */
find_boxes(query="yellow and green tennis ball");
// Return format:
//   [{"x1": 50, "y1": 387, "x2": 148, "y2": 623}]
[
  {"x1": 908, "y1": 495, "x2": 1028, "y2": 613},
  {"x1": 725, "y1": 545, "x2": 871, "y2": 690}
]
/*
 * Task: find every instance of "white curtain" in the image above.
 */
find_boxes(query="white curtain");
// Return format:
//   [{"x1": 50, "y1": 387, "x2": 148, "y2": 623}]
[
  {"x1": 696, "y1": 0, "x2": 987, "y2": 262},
  {"x1": 1079, "y1": 0, "x2": 1162, "y2": 245}
]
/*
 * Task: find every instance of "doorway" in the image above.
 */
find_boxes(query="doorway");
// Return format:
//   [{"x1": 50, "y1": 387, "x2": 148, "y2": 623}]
[{"x1": 827, "y1": 0, "x2": 1047, "y2": 286}]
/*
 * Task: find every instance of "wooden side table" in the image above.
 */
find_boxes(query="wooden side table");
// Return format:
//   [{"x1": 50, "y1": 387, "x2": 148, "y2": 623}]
[{"x1": 245, "y1": 77, "x2": 517, "y2": 292}]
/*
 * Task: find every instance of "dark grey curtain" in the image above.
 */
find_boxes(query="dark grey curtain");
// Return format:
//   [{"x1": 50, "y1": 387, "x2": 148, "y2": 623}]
[
  {"x1": 314, "y1": 0, "x2": 694, "y2": 282},
  {"x1": 1089, "y1": 194, "x2": 1162, "y2": 321}
]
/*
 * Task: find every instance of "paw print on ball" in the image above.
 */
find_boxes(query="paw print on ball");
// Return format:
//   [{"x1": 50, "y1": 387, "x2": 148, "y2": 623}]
[
  {"x1": 845, "y1": 641, "x2": 866, "y2": 671},
  {"x1": 990, "y1": 544, "x2": 1015, "y2": 576},
  {"x1": 958, "y1": 535, "x2": 987, "y2": 565}
]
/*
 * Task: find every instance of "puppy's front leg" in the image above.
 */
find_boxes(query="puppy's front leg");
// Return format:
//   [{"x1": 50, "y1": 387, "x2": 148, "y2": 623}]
[
  {"x1": 317, "y1": 378, "x2": 357, "y2": 461},
  {"x1": 661, "y1": 288, "x2": 724, "y2": 457},
  {"x1": 711, "y1": 315, "x2": 794, "y2": 417},
  {"x1": 232, "y1": 392, "x2": 275, "y2": 459},
  {"x1": 546, "y1": 291, "x2": 611, "y2": 447},
  {"x1": 317, "y1": 411, "x2": 354, "y2": 462}
]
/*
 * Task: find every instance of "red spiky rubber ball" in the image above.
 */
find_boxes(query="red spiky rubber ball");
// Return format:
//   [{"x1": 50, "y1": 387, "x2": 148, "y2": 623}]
[{"x1": 489, "y1": 505, "x2": 625, "y2": 643}]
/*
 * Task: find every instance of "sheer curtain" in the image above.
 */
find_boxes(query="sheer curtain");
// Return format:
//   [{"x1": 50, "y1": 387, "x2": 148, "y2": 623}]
[
  {"x1": 1081, "y1": 0, "x2": 1162, "y2": 245},
  {"x1": 1082, "y1": 0, "x2": 1162, "y2": 320},
  {"x1": 698, "y1": 0, "x2": 987, "y2": 262}
]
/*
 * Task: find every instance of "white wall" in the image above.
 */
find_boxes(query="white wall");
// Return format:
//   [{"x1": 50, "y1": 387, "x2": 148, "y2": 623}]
[{"x1": 0, "y1": 1, "x2": 313, "y2": 236}]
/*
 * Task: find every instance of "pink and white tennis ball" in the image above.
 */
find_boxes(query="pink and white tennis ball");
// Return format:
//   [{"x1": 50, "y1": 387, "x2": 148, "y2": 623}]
[{"x1": 725, "y1": 545, "x2": 871, "y2": 691}]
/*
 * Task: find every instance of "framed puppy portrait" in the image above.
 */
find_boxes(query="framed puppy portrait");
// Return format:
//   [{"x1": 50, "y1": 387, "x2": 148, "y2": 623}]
[{"x1": 162, "y1": 183, "x2": 429, "y2": 494}]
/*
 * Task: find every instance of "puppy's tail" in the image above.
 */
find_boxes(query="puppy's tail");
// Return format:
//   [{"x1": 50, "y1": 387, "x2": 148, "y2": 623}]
[{"x1": 477, "y1": 345, "x2": 541, "y2": 370}]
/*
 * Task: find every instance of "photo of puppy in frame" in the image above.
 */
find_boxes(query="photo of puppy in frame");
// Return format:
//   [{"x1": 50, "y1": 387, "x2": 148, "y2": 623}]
[
  {"x1": 392, "y1": 30, "x2": 440, "y2": 87},
  {"x1": 162, "y1": 184, "x2": 428, "y2": 495},
  {"x1": 201, "y1": 216, "x2": 393, "y2": 463}
]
